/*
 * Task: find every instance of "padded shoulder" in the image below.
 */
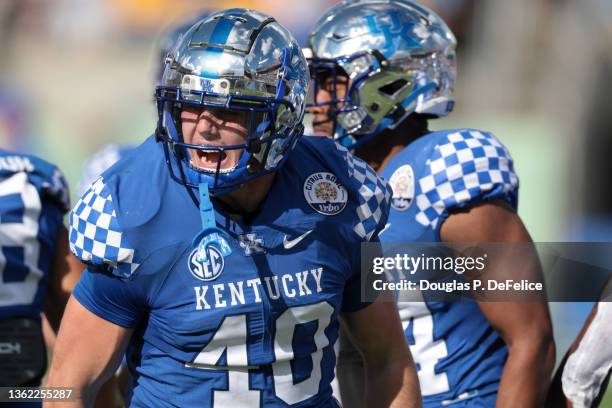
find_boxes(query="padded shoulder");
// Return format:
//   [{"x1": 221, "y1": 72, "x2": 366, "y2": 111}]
[
  {"x1": 411, "y1": 129, "x2": 519, "y2": 230},
  {"x1": 69, "y1": 177, "x2": 140, "y2": 278}
]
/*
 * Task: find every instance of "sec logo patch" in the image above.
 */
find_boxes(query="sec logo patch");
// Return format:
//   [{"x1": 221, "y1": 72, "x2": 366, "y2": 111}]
[
  {"x1": 303, "y1": 172, "x2": 348, "y2": 215},
  {"x1": 188, "y1": 246, "x2": 225, "y2": 281},
  {"x1": 389, "y1": 165, "x2": 415, "y2": 211}
]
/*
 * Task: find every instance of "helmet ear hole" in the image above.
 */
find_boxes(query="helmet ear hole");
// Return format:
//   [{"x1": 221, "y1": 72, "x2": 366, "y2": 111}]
[{"x1": 379, "y1": 79, "x2": 410, "y2": 97}]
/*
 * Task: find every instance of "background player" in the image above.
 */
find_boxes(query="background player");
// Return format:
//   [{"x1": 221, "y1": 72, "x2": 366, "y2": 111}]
[
  {"x1": 46, "y1": 9, "x2": 421, "y2": 407},
  {"x1": 0, "y1": 149, "x2": 81, "y2": 406},
  {"x1": 306, "y1": 0, "x2": 555, "y2": 406}
]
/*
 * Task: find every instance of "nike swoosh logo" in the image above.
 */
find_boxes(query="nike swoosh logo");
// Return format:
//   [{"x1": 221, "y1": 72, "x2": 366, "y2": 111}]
[{"x1": 283, "y1": 230, "x2": 314, "y2": 250}]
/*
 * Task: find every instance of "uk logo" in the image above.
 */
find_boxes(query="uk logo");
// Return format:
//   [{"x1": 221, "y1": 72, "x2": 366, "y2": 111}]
[
  {"x1": 188, "y1": 246, "x2": 225, "y2": 281},
  {"x1": 363, "y1": 11, "x2": 425, "y2": 51},
  {"x1": 238, "y1": 233, "x2": 265, "y2": 256},
  {"x1": 200, "y1": 78, "x2": 215, "y2": 93}
]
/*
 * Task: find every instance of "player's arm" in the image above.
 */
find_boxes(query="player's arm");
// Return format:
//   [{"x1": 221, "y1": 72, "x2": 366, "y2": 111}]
[
  {"x1": 341, "y1": 299, "x2": 422, "y2": 408},
  {"x1": 44, "y1": 296, "x2": 131, "y2": 408},
  {"x1": 44, "y1": 227, "x2": 120, "y2": 408},
  {"x1": 547, "y1": 278, "x2": 612, "y2": 407},
  {"x1": 45, "y1": 177, "x2": 142, "y2": 407},
  {"x1": 43, "y1": 225, "x2": 85, "y2": 332},
  {"x1": 441, "y1": 199, "x2": 555, "y2": 408},
  {"x1": 546, "y1": 302, "x2": 598, "y2": 408}
]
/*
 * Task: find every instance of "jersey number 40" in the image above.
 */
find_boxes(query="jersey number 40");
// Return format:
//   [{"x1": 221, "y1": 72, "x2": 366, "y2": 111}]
[{"x1": 186, "y1": 301, "x2": 334, "y2": 406}]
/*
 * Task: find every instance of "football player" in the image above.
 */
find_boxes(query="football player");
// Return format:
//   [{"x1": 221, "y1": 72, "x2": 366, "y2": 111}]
[
  {"x1": 46, "y1": 9, "x2": 421, "y2": 407},
  {"x1": 306, "y1": 0, "x2": 555, "y2": 406},
  {"x1": 0, "y1": 149, "x2": 81, "y2": 407}
]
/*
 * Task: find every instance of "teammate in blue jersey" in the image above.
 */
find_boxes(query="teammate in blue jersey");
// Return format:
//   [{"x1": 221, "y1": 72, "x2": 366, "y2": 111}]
[
  {"x1": 306, "y1": 1, "x2": 555, "y2": 406},
  {"x1": 0, "y1": 150, "x2": 82, "y2": 406},
  {"x1": 46, "y1": 9, "x2": 421, "y2": 408}
]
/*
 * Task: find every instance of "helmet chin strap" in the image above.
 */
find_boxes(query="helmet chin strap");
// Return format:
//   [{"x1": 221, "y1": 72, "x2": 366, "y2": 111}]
[{"x1": 192, "y1": 183, "x2": 233, "y2": 262}]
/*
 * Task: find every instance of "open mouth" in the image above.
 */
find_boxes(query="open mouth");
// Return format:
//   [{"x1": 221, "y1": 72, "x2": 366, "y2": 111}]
[{"x1": 191, "y1": 149, "x2": 232, "y2": 172}]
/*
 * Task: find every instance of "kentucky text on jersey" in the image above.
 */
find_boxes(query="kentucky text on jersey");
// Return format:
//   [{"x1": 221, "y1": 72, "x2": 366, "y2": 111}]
[
  {"x1": 68, "y1": 135, "x2": 391, "y2": 407},
  {"x1": 194, "y1": 268, "x2": 323, "y2": 310}
]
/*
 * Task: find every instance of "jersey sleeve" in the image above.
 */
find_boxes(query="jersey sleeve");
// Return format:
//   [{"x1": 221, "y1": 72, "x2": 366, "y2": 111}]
[
  {"x1": 72, "y1": 267, "x2": 146, "y2": 328},
  {"x1": 328, "y1": 141, "x2": 393, "y2": 312},
  {"x1": 69, "y1": 177, "x2": 140, "y2": 279},
  {"x1": 415, "y1": 130, "x2": 519, "y2": 231},
  {"x1": 332, "y1": 141, "x2": 393, "y2": 242}
]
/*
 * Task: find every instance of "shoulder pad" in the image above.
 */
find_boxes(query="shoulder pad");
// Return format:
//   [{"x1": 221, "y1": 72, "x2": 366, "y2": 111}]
[
  {"x1": 415, "y1": 130, "x2": 519, "y2": 229},
  {"x1": 328, "y1": 140, "x2": 392, "y2": 241},
  {"x1": 69, "y1": 177, "x2": 139, "y2": 278}
]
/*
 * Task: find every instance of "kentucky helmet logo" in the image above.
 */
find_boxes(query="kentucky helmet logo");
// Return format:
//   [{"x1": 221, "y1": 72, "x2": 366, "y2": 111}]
[
  {"x1": 389, "y1": 164, "x2": 415, "y2": 211},
  {"x1": 304, "y1": 172, "x2": 348, "y2": 215},
  {"x1": 363, "y1": 11, "x2": 425, "y2": 53},
  {"x1": 188, "y1": 245, "x2": 225, "y2": 281}
]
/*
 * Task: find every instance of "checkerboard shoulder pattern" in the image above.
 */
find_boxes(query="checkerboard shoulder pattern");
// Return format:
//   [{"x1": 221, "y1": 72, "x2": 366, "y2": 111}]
[
  {"x1": 415, "y1": 130, "x2": 519, "y2": 229},
  {"x1": 335, "y1": 143, "x2": 392, "y2": 241},
  {"x1": 69, "y1": 177, "x2": 139, "y2": 278}
]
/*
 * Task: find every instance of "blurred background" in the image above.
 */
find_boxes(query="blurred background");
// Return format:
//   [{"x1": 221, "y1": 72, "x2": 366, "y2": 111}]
[{"x1": 1, "y1": 0, "x2": 611, "y2": 402}]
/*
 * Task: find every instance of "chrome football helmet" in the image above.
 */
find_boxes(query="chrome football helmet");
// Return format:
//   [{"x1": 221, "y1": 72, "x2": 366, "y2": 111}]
[
  {"x1": 155, "y1": 10, "x2": 215, "y2": 82},
  {"x1": 307, "y1": 0, "x2": 456, "y2": 149},
  {"x1": 155, "y1": 8, "x2": 309, "y2": 195}
]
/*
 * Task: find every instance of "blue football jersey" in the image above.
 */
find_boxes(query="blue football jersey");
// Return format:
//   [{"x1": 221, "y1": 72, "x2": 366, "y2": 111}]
[
  {"x1": 379, "y1": 129, "x2": 519, "y2": 405},
  {"x1": 0, "y1": 150, "x2": 70, "y2": 318},
  {"x1": 70, "y1": 135, "x2": 391, "y2": 408}
]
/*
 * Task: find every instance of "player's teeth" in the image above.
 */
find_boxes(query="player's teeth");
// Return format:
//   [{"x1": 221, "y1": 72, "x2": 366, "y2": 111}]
[{"x1": 200, "y1": 151, "x2": 223, "y2": 164}]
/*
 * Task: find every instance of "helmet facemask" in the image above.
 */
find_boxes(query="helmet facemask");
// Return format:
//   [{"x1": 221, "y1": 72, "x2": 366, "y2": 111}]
[{"x1": 308, "y1": 49, "x2": 455, "y2": 149}]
